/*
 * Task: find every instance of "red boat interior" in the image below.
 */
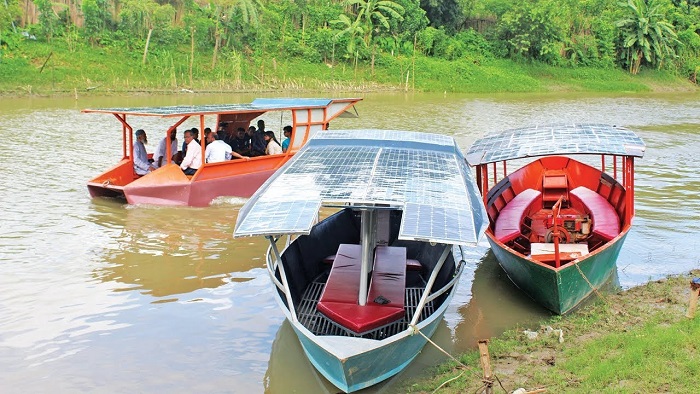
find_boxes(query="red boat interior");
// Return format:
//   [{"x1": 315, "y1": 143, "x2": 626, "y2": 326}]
[
  {"x1": 316, "y1": 244, "x2": 407, "y2": 334},
  {"x1": 483, "y1": 156, "x2": 629, "y2": 268},
  {"x1": 279, "y1": 209, "x2": 456, "y2": 339}
]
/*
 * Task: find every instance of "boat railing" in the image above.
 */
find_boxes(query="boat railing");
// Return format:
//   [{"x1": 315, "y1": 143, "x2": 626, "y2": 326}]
[{"x1": 423, "y1": 258, "x2": 466, "y2": 305}]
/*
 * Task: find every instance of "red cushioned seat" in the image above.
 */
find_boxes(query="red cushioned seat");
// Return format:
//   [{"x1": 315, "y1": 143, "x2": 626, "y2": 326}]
[
  {"x1": 569, "y1": 186, "x2": 620, "y2": 241},
  {"x1": 406, "y1": 259, "x2": 422, "y2": 271},
  {"x1": 317, "y1": 245, "x2": 407, "y2": 334},
  {"x1": 494, "y1": 189, "x2": 542, "y2": 243}
]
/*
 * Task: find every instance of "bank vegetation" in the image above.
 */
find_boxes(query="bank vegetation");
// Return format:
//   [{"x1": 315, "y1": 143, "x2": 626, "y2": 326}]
[{"x1": 1, "y1": 0, "x2": 699, "y2": 95}]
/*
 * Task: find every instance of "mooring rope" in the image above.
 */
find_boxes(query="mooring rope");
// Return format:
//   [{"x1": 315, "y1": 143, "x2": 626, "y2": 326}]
[
  {"x1": 410, "y1": 325, "x2": 509, "y2": 393},
  {"x1": 573, "y1": 262, "x2": 612, "y2": 308}
]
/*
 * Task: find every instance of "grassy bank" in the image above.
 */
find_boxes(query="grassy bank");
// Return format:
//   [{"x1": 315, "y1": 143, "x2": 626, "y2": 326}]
[
  {"x1": 1, "y1": 39, "x2": 697, "y2": 96},
  {"x1": 401, "y1": 271, "x2": 700, "y2": 393}
]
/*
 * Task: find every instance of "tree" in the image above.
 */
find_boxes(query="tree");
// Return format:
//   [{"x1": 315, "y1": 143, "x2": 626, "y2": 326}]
[
  {"x1": 82, "y1": 0, "x2": 112, "y2": 44},
  {"x1": 35, "y1": 0, "x2": 62, "y2": 42},
  {"x1": 616, "y1": 0, "x2": 679, "y2": 74},
  {"x1": 419, "y1": 0, "x2": 461, "y2": 32},
  {"x1": 211, "y1": 0, "x2": 263, "y2": 67},
  {"x1": 350, "y1": 0, "x2": 404, "y2": 47}
]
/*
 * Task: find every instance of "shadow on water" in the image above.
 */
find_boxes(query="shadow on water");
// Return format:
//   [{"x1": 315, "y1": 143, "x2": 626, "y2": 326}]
[{"x1": 87, "y1": 198, "x2": 269, "y2": 300}]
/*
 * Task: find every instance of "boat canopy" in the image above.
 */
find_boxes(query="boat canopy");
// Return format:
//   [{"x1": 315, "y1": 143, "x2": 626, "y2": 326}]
[
  {"x1": 466, "y1": 123, "x2": 646, "y2": 166},
  {"x1": 81, "y1": 98, "x2": 361, "y2": 117},
  {"x1": 234, "y1": 129, "x2": 488, "y2": 245}
]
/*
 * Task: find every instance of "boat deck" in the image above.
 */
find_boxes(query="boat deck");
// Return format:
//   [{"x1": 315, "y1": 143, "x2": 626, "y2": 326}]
[{"x1": 297, "y1": 281, "x2": 434, "y2": 340}]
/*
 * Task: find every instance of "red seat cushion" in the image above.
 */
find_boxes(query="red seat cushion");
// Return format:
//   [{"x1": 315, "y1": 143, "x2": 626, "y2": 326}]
[
  {"x1": 317, "y1": 244, "x2": 362, "y2": 304},
  {"x1": 570, "y1": 186, "x2": 620, "y2": 241},
  {"x1": 317, "y1": 245, "x2": 407, "y2": 334},
  {"x1": 494, "y1": 189, "x2": 542, "y2": 243}
]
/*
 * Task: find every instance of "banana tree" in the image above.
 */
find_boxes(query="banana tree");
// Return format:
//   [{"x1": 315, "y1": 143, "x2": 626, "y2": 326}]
[{"x1": 616, "y1": 0, "x2": 678, "y2": 74}]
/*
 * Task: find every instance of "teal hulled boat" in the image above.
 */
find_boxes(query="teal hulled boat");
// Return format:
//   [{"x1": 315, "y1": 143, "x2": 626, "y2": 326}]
[
  {"x1": 235, "y1": 129, "x2": 487, "y2": 392},
  {"x1": 466, "y1": 124, "x2": 645, "y2": 314}
]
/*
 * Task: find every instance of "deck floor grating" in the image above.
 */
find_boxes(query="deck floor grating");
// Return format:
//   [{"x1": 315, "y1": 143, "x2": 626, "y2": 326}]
[{"x1": 297, "y1": 282, "x2": 434, "y2": 340}]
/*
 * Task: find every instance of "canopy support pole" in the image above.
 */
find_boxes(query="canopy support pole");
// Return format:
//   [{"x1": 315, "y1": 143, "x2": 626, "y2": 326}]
[
  {"x1": 266, "y1": 236, "x2": 298, "y2": 322},
  {"x1": 410, "y1": 244, "x2": 451, "y2": 327},
  {"x1": 359, "y1": 209, "x2": 376, "y2": 306}
]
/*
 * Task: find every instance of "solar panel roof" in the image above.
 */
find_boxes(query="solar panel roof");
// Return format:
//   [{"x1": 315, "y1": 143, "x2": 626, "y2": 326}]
[
  {"x1": 466, "y1": 123, "x2": 646, "y2": 165},
  {"x1": 81, "y1": 98, "x2": 351, "y2": 117},
  {"x1": 234, "y1": 129, "x2": 488, "y2": 245}
]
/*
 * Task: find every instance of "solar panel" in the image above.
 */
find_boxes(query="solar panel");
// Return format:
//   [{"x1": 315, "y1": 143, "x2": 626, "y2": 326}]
[
  {"x1": 234, "y1": 129, "x2": 488, "y2": 245},
  {"x1": 82, "y1": 98, "x2": 337, "y2": 117},
  {"x1": 466, "y1": 123, "x2": 646, "y2": 165}
]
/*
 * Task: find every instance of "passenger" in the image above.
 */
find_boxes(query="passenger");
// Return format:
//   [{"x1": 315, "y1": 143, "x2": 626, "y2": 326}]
[
  {"x1": 281, "y1": 125, "x2": 292, "y2": 153},
  {"x1": 182, "y1": 127, "x2": 200, "y2": 157},
  {"x1": 264, "y1": 130, "x2": 283, "y2": 155},
  {"x1": 230, "y1": 127, "x2": 251, "y2": 156},
  {"x1": 180, "y1": 129, "x2": 202, "y2": 175},
  {"x1": 249, "y1": 125, "x2": 266, "y2": 156},
  {"x1": 203, "y1": 127, "x2": 212, "y2": 146},
  {"x1": 152, "y1": 128, "x2": 179, "y2": 168},
  {"x1": 220, "y1": 124, "x2": 236, "y2": 148},
  {"x1": 205, "y1": 132, "x2": 232, "y2": 163},
  {"x1": 133, "y1": 129, "x2": 155, "y2": 175}
]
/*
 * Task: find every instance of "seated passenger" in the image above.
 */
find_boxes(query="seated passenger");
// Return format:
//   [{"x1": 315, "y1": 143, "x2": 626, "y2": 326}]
[
  {"x1": 182, "y1": 127, "x2": 200, "y2": 157},
  {"x1": 249, "y1": 125, "x2": 266, "y2": 157},
  {"x1": 152, "y1": 128, "x2": 179, "y2": 168},
  {"x1": 180, "y1": 130, "x2": 202, "y2": 175},
  {"x1": 205, "y1": 132, "x2": 251, "y2": 162},
  {"x1": 264, "y1": 131, "x2": 283, "y2": 155},
  {"x1": 230, "y1": 127, "x2": 251, "y2": 156},
  {"x1": 133, "y1": 129, "x2": 155, "y2": 175},
  {"x1": 281, "y1": 125, "x2": 292, "y2": 153}
]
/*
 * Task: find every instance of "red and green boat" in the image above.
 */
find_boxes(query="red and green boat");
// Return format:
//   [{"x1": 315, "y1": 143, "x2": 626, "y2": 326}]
[{"x1": 466, "y1": 124, "x2": 646, "y2": 314}]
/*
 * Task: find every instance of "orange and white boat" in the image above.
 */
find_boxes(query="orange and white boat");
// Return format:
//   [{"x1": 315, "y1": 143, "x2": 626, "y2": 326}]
[{"x1": 84, "y1": 98, "x2": 362, "y2": 206}]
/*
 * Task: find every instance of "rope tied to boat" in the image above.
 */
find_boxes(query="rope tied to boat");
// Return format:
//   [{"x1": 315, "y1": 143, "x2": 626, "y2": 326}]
[
  {"x1": 102, "y1": 180, "x2": 111, "y2": 187},
  {"x1": 572, "y1": 262, "x2": 621, "y2": 314},
  {"x1": 410, "y1": 324, "x2": 509, "y2": 393}
]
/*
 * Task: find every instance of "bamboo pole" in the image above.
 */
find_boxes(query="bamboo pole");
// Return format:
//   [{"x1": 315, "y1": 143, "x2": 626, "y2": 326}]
[
  {"x1": 39, "y1": 52, "x2": 53, "y2": 73},
  {"x1": 189, "y1": 27, "x2": 194, "y2": 86},
  {"x1": 142, "y1": 29, "x2": 152, "y2": 65},
  {"x1": 686, "y1": 279, "x2": 700, "y2": 318},
  {"x1": 478, "y1": 340, "x2": 493, "y2": 394}
]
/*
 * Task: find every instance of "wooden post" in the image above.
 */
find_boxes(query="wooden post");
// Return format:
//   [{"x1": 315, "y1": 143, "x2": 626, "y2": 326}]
[
  {"x1": 686, "y1": 278, "x2": 700, "y2": 318},
  {"x1": 189, "y1": 27, "x2": 195, "y2": 86},
  {"x1": 142, "y1": 29, "x2": 153, "y2": 65},
  {"x1": 478, "y1": 340, "x2": 493, "y2": 394}
]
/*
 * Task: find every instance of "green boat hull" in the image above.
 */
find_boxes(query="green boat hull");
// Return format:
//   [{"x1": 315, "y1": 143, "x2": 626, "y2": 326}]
[{"x1": 487, "y1": 231, "x2": 629, "y2": 314}]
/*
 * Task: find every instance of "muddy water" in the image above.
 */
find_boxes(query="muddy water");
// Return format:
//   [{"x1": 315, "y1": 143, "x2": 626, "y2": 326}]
[{"x1": 0, "y1": 92, "x2": 698, "y2": 393}]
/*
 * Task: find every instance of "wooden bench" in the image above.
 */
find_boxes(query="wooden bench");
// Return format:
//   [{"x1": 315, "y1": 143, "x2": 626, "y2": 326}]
[
  {"x1": 569, "y1": 186, "x2": 620, "y2": 241},
  {"x1": 494, "y1": 188, "x2": 542, "y2": 243},
  {"x1": 317, "y1": 244, "x2": 407, "y2": 334}
]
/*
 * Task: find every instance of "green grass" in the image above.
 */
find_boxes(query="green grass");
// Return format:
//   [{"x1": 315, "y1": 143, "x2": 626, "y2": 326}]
[
  {"x1": 0, "y1": 38, "x2": 696, "y2": 95},
  {"x1": 399, "y1": 273, "x2": 700, "y2": 394}
]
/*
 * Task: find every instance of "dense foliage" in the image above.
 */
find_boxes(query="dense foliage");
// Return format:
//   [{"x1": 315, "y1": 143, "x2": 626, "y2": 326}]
[{"x1": 2, "y1": 0, "x2": 699, "y2": 83}]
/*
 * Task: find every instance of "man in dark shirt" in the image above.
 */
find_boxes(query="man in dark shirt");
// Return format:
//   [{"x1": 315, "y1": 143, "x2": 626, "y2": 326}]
[
  {"x1": 229, "y1": 127, "x2": 251, "y2": 156},
  {"x1": 249, "y1": 123, "x2": 266, "y2": 156}
]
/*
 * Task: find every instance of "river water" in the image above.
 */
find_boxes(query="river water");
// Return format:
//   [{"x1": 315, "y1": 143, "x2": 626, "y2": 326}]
[{"x1": 1, "y1": 92, "x2": 698, "y2": 393}]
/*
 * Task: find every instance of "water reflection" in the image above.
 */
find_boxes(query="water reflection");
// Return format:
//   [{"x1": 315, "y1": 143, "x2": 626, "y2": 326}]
[{"x1": 88, "y1": 200, "x2": 268, "y2": 299}]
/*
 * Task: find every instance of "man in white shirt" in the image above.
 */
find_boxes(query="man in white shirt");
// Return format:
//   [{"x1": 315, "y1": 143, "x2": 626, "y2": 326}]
[
  {"x1": 206, "y1": 132, "x2": 251, "y2": 162},
  {"x1": 205, "y1": 132, "x2": 232, "y2": 163},
  {"x1": 152, "y1": 128, "x2": 179, "y2": 168},
  {"x1": 180, "y1": 130, "x2": 202, "y2": 175}
]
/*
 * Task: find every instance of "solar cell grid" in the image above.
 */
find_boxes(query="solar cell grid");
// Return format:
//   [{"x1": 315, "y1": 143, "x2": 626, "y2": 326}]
[
  {"x1": 234, "y1": 130, "x2": 487, "y2": 244},
  {"x1": 466, "y1": 123, "x2": 645, "y2": 165}
]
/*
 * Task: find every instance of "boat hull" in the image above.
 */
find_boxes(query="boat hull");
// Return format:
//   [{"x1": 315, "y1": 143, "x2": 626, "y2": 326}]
[
  {"x1": 487, "y1": 230, "x2": 628, "y2": 314},
  {"x1": 279, "y1": 289, "x2": 452, "y2": 393}
]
